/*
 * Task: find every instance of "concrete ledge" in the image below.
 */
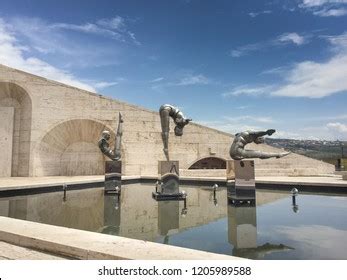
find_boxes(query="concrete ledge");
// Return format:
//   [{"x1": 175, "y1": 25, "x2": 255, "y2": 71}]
[
  {"x1": 0, "y1": 216, "x2": 239, "y2": 260},
  {"x1": 1, "y1": 175, "x2": 347, "y2": 197},
  {"x1": 0, "y1": 241, "x2": 67, "y2": 260}
]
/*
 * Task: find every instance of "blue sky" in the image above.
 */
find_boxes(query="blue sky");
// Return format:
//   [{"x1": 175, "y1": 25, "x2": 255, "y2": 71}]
[{"x1": 1, "y1": 0, "x2": 347, "y2": 140}]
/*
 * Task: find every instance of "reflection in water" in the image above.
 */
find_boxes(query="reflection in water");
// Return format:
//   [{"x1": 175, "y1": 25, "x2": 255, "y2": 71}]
[
  {"x1": 228, "y1": 204, "x2": 257, "y2": 250},
  {"x1": 158, "y1": 201, "x2": 180, "y2": 244},
  {"x1": 158, "y1": 201, "x2": 180, "y2": 236},
  {"x1": 291, "y1": 195, "x2": 299, "y2": 213},
  {"x1": 98, "y1": 195, "x2": 121, "y2": 235},
  {"x1": 227, "y1": 204, "x2": 293, "y2": 259},
  {"x1": 0, "y1": 184, "x2": 347, "y2": 259}
]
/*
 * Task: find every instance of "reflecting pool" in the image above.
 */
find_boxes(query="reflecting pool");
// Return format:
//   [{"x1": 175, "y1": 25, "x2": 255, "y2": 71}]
[{"x1": 1, "y1": 183, "x2": 347, "y2": 259}]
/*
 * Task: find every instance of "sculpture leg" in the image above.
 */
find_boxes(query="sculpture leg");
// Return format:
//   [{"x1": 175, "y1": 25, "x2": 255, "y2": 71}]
[
  {"x1": 241, "y1": 149, "x2": 290, "y2": 159},
  {"x1": 114, "y1": 113, "x2": 123, "y2": 159},
  {"x1": 160, "y1": 109, "x2": 170, "y2": 160}
]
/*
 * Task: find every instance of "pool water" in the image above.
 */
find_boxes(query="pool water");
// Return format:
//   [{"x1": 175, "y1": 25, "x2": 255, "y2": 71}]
[{"x1": 0, "y1": 183, "x2": 347, "y2": 260}]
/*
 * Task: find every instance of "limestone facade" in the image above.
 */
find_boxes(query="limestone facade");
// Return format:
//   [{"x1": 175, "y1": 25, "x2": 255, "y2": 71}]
[{"x1": 0, "y1": 64, "x2": 334, "y2": 177}]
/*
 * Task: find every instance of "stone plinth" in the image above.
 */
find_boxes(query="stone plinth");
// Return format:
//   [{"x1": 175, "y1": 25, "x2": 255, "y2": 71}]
[
  {"x1": 153, "y1": 161, "x2": 184, "y2": 201},
  {"x1": 228, "y1": 160, "x2": 256, "y2": 204},
  {"x1": 104, "y1": 161, "x2": 122, "y2": 193},
  {"x1": 158, "y1": 160, "x2": 179, "y2": 194},
  {"x1": 158, "y1": 161, "x2": 179, "y2": 181}
]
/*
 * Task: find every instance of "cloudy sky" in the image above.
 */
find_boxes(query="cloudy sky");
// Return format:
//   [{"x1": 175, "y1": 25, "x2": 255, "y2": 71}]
[{"x1": 0, "y1": 0, "x2": 347, "y2": 140}]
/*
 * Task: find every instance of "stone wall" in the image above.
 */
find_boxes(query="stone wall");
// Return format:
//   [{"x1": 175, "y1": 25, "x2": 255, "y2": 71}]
[{"x1": 0, "y1": 64, "x2": 335, "y2": 177}]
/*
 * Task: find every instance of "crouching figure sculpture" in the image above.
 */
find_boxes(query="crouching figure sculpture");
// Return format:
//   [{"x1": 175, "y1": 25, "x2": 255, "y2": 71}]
[
  {"x1": 98, "y1": 112, "x2": 123, "y2": 161},
  {"x1": 230, "y1": 129, "x2": 290, "y2": 160}
]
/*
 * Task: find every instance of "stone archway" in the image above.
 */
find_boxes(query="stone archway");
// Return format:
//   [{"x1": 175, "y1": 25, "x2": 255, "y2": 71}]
[
  {"x1": 188, "y1": 157, "x2": 226, "y2": 169},
  {"x1": 34, "y1": 119, "x2": 117, "y2": 176},
  {"x1": 0, "y1": 82, "x2": 32, "y2": 177}
]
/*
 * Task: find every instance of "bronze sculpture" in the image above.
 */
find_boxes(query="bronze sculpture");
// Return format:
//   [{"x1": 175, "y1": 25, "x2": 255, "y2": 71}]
[
  {"x1": 159, "y1": 104, "x2": 192, "y2": 160},
  {"x1": 98, "y1": 112, "x2": 123, "y2": 160},
  {"x1": 230, "y1": 129, "x2": 290, "y2": 160}
]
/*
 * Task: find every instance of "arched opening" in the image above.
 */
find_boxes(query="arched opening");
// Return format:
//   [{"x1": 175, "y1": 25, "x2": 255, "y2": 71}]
[
  {"x1": 0, "y1": 82, "x2": 32, "y2": 177},
  {"x1": 34, "y1": 119, "x2": 119, "y2": 176},
  {"x1": 189, "y1": 157, "x2": 226, "y2": 169}
]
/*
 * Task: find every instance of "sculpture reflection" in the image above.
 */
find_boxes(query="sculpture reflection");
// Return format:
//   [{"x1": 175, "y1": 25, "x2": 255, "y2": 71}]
[
  {"x1": 227, "y1": 204, "x2": 293, "y2": 259},
  {"x1": 98, "y1": 194, "x2": 121, "y2": 235},
  {"x1": 230, "y1": 129, "x2": 290, "y2": 160},
  {"x1": 158, "y1": 201, "x2": 180, "y2": 244}
]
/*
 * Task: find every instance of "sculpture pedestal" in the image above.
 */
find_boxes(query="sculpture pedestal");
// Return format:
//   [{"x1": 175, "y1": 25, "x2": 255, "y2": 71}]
[
  {"x1": 153, "y1": 161, "x2": 185, "y2": 201},
  {"x1": 227, "y1": 160, "x2": 256, "y2": 205},
  {"x1": 104, "y1": 160, "x2": 122, "y2": 194}
]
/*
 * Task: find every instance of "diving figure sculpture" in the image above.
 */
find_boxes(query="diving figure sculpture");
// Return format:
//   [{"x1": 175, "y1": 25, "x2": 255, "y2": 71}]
[
  {"x1": 159, "y1": 104, "x2": 192, "y2": 160},
  {"x1": 98, "y1": 112, "x2": 123, "y2": 161},
  {"x1": 230, "y1": 129, "x2": 290, "y2": 160}
]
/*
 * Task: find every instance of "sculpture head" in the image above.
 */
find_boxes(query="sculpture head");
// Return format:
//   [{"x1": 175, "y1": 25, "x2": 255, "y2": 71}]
[
  {"x1": 102, "y1": 130, "x2": 111, "y2": 141},
  {"x1": 254, "y1": 136, "x2": 265, "y2": 144},
  {"x1": 174, "y1": 125, "x2": 183, "y2": 136},
  {"x1": 174, "y1": 118, "x2": 191, "y2": 136}
]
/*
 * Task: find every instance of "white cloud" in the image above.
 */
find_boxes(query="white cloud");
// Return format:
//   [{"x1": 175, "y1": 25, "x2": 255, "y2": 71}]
[
  {"x1": 299, "y1": 0, "x2": 347, "y2": 17},
  {"x1": 5, "y1": 17, "x2": 122, "y2": 68},
  {"x1": 0, "y1": 18, "x2": 95, "y2": 92},
  {"x1": 327, "y1": 122, "x2": 347, "y2": 133},
  {"x1": 51, "y1": 22, "x2": 124, "y2": 41},
  {"x1": 223, "y1": 85, "x2": 273, "y2": 96},
  {"x1": 272, "y1": 57, "x2": 347, "y2": 98},
  {"x1": 151, "y1": 77, "x2": 164, "y2": 83},
  {"x1": 313, "y1": 7, "x2": 347, "y2": 16},
  {"x1": 196, "y1": 120, "x2": 265, "y2": 135},
  {"x1": 277, "y1": 32, "x2": 306, "y2": 45},
  {"x1": 325, "y1": 31, "x2": 347, "y2": 50},
  {"x1": 97, "y1": 16, "x2": 125, "y2": 30},
  {"x1": 94, "y1": 81, "x2": 119, "y2": 89},
  {"x1": 300, "y1": 0, "x2": 347, "y2": 8},
  {"x1": 228, "y1": 32, "x2": 347, "y2": 98},
  {"x1": 50, "y1": 15, "x2": 139, "y2": 45},
  {"x1": 196, "y1": 114, "x2": 276, "y2": 135},
  {"x1": 224, "y1": 115, "x2": 275, "y2": 124},
  {"x1": 235, "y1": 105, "x2": 252, "y2": 110},
  {"x1": 248, "y1": 10, "x2": 272, "y2": 18},
  {"x1": 127, "y1": 31, "x2": 141, "y2": 46},
  {"x1": 230, "y1": 32, "x2": 308, "y2": 57},
  {"x1": 149, "y1": 73, "x2": 211, "y2": 91},
  {"x1": 175, "y1": 74, "x2": 210, "y2": 86}
]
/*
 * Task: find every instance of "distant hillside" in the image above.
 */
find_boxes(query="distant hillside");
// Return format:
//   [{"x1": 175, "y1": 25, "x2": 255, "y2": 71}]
[{"x1": 265, "y1": 138, "x2": 346, "y2": 166}]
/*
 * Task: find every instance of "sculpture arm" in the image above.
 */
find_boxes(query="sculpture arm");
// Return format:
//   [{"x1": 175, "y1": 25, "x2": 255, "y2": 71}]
[
  {"x1": 99, "y1": 139, "x2": 118, "y2": 161},
  {"x1": 249, "y1": 129, "x2": 275, "y2": 138}
]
